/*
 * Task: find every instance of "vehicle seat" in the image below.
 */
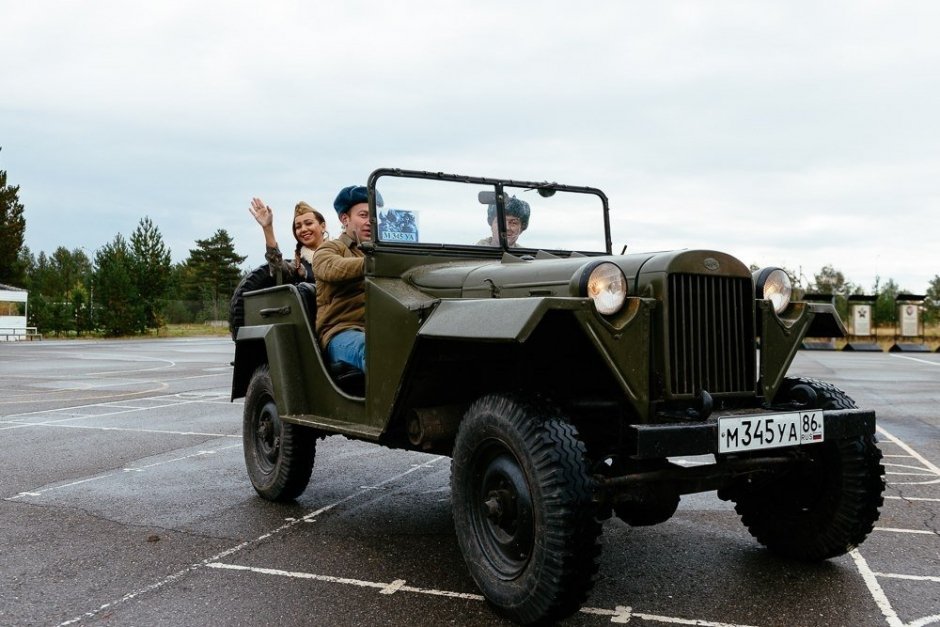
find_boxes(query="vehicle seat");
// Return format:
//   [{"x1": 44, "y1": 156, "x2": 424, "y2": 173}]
[
  {"x1": 329, "y1": 361, "x2": 365, "y2": 397},
  {"x1": 296, "y1": 282, "x2": 319, "y2": 328},
  {"x1": 295, "y1": 282, "x2": 365, "y2": 396}
]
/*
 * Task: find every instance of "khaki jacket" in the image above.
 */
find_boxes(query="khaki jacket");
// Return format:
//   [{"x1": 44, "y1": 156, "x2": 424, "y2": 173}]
[{"x1": 312, "y1": 233, "x2": 365, "y2": 350}]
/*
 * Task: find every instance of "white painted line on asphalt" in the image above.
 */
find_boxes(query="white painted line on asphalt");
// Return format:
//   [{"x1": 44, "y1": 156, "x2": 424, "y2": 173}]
[
  {"x1": 886, "y1": 496, "x2": 940, "y2": 503},
  {"x1": 1, "y1": 398, "x2": 238, "y2": 433},
  {"x1": 1, "y1": 421, "x2": 240, "y2": 439},
  {"x1": 890, "y1": 354, "x2": 940, "y2": 367},
  {"x1": 3, "y1": 403, "x2": 198, "y2": 427},
  {"x1": 891, "y1": 478, "x2": 940, "y2": 486},
  {"x1": 56, "y1": 456, "x2": 446, "y2": 627},
  {"x1": 207, "y1": 562, "x2": 482, "y2": 599},
  {"x1": 0, "y1": 372, "x2": 228, "y2": 410},
  {"x1": 3, "y1": 388, "x2": 234, "y2": 417},
  {"x1": 878, "y1": 426, "x2": 940, "y2": 489},
  {"x1": 5, "y1": 445, "x2": 240, "y2": 502},
  {"x1": 583, "y1": 605, "x2": 757, "y2": 627},
  {"x1": 874, "y1": 527, "x2": 939, "y2": 536},
  {"x1": 0, "y1": 383, "x2": 169, "y2": 410},
  {"x1": 208, "y1": 562, "x2": 758, "y2": 627},
  {"x1": 851, "y1": 549, "x2": 904, "y2": 627},
  {"x1": 855, "y1": 426, "x2": 940, "y2": 627},
  {"x1": 877, "y1": 426, "x2": 940, "y2": 475},
  {"x1": 612, "y1": 612, "x2": 756, "y2": 627},
  {"x1": 379, "y1": 579, "x2": 407, "y2": 595},
  {"x1": 2, "y1": 395, "x2": 228, "y2": 424},
  {"x1": 874, "y1": 572, "x2": 940, "y2": 584},
  {"x1": 884, "y1": 464, "x2": 939, "y2": 473},
  {"x1": 125, "y1": 447, "x2": 233, "y2": 472},
  {"x1": 581, "y1": 606, "x2": 633, "y2": 622},
  {"x1": 8, "y1": 475, "x2": 118, "y2": 501},
  {"x1": 68, "y1": 353, "x2": 177, "y2": 376}
]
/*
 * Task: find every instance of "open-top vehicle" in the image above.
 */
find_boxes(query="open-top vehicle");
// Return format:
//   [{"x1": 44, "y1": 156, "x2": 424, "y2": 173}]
[{"x1": 231, "y1": 168, "x2": 884, "y2": 625}]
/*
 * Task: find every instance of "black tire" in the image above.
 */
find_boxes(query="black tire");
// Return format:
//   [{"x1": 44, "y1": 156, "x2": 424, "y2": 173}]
[
  {"x1": 731, "y1": 378, "x2": 885, "y2": 560},
  {"x1": 229, "y1": 265, "x2": 275, "y2": 341},
  {"x1": 243, "y1": 365, "x2": 316, "y2": 501},
  {"x1": 775, "y1": 376, "x2": 858, "y2": 411},
  {"x1": 450, "y1": 395, "x2": 601, "y2": 625}
]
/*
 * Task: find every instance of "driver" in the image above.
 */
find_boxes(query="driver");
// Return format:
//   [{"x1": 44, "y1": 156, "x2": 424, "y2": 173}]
[
  {"x1": 312, "y1": 185, "x2": 383, "y2": 373},
  {"x1": 476, "y1": 195, "x2": 531, "y2": 247}
]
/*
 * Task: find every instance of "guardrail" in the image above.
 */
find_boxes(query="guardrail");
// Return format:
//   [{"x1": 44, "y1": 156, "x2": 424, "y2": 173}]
[{"x1": 0, "y1": 327, "x2": 42, "y2": 342}]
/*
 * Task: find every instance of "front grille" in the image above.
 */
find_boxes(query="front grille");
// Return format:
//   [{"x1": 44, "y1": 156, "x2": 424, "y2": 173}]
[{"x1": 667, "y1": 273, "x2": 754, "y2": 396}]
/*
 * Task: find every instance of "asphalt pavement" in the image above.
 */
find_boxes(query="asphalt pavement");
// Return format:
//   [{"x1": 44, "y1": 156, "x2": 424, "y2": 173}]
[{"x1": 1, "y1": 338, "x2": 938, "y2": 626}]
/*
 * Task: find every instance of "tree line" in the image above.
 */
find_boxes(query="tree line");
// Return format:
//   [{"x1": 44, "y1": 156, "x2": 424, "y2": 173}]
[
  {"x1": 1, "y1": 152, "x2": 938, "y2": 337},
  {"x1": 7, "y1": 218, "x2": 246, "y2": 337}
]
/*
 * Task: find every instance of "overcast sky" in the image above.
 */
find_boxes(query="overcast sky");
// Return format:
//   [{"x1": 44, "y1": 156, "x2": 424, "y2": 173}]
[{"x1": 2, "y1": 1, "x2": 938, "y2": 293}]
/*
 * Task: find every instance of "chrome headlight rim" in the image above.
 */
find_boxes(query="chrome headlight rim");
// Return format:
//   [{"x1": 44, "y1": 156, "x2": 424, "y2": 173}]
[
  {"x1": 580, "y1": 261, "x2": 628, "y2": 316},
  {"x1": 754, "y1": 267, "x2": 793, "y2": 315}
]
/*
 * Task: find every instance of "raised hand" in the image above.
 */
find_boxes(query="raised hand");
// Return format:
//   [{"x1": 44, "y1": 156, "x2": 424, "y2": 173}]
[{"x1": 249, "y1": 197, "x2": 274, "y2": 228}]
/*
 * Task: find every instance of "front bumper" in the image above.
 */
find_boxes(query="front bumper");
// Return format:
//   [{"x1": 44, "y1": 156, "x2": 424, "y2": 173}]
[{"x1": 626, "y1": 408, "x2": 876, "y2": 459}]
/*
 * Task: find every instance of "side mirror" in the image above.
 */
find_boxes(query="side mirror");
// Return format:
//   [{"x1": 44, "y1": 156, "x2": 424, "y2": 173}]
[{"x1": 478, "y1": 191, "x2": 497, "y2": 205}]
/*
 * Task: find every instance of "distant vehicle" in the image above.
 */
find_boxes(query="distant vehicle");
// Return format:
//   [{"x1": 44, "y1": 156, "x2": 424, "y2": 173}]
[{"x1": 231, "y1": 168, "x2": 885, "y2": 625}]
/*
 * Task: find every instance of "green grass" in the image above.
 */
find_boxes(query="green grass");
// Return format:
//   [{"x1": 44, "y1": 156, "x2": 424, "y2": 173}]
[
  {"x1": 151, "y1": 323, "x2": 232, "y2": 338},
  {"x1": 36, "y1": 323, "x2": 232, "y2": 340}
]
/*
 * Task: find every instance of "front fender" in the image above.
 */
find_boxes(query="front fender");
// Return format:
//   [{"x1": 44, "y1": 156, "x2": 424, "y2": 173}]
[
  {"x1": 406, "y1": 295, "x2": 653, "y2": 418},
  {"x1": 231, "y1": 323, "x2": 307, "y2": 413},
  {"x1": 759, "y1": 301, "x2": 846, "y2": 400}
]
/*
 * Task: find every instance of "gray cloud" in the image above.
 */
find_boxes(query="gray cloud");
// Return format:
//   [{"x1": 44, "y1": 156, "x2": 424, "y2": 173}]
[{"x1": 2, "y1": 0, "x2": 938, "y2": 292}]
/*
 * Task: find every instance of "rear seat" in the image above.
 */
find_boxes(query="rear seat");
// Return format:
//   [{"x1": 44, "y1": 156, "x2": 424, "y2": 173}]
[{"x1": 295, "y1": 282, "x2": 365, "y2": 397}]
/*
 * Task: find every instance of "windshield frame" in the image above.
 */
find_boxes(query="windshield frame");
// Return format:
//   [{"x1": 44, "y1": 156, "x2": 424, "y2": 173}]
[{"x1": 366, "y1": 168, "x2": 612, "y2": 256}]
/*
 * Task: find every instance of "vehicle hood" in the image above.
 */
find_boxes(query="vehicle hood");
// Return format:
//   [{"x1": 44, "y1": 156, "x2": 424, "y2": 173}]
[{"x1": 404, "y1": 249, "x2": 751, "y2": 299}]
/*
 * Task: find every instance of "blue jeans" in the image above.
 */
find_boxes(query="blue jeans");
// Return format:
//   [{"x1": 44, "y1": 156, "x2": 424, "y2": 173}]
[{"x1": 327, "y1": 329, "x2": 366, "y2": 372}]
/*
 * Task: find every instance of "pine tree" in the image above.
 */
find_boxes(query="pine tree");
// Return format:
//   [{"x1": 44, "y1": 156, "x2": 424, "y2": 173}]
[
  {"x1": 130, "y1": 217, "x2": 172, "y2": 330},
  {"x1": 27, "y1": 252, "x2": 53, "y2": 331},
  {"x1": 94, "y1": 235, "x2": 140, "y2": 336},
  {"x1": 182, "y1": 229, "x2": 246, "y2": 321},
  {"x1": 0, "y1": 148, "x2": 28, "y2": 286},
  {"x1": 22, "y1": 247, "x2": 94, "y2": 336}
]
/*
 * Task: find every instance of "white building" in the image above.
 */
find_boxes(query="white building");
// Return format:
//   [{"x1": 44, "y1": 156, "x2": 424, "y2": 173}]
[{"x1": 0, "y1": 283, "x2": 34, "y2": 341}]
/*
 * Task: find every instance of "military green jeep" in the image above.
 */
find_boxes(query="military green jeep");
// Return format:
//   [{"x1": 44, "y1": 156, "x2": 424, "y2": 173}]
[{"x1": 231, "y1": 168, "x2": 884, "y2": 625}]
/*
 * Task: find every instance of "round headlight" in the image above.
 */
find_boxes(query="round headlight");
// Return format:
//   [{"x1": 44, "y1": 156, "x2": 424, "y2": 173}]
[
  {"x1": 585, "y1": 262, "x2": 627, "y2": 315},
  {"x1": 755, "y1": 267, "x2": 792, "y2": 314}
]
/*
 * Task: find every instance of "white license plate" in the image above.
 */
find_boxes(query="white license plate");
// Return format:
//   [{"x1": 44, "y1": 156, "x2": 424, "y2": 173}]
[{"x1": 718, "y1": 411, "x2": 824, "y2": 453}]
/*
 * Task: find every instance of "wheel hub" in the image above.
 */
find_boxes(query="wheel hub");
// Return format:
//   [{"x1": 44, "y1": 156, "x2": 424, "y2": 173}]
[
  {"x1": 483, "y1": 488, "x2": 515, "y2": 525},
  {"x1": 254, "y1": 402, "x2": 281, "y2": 467},
  {"x1": 472, "y1": 450, "x2": 534, "y2": 574}
]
